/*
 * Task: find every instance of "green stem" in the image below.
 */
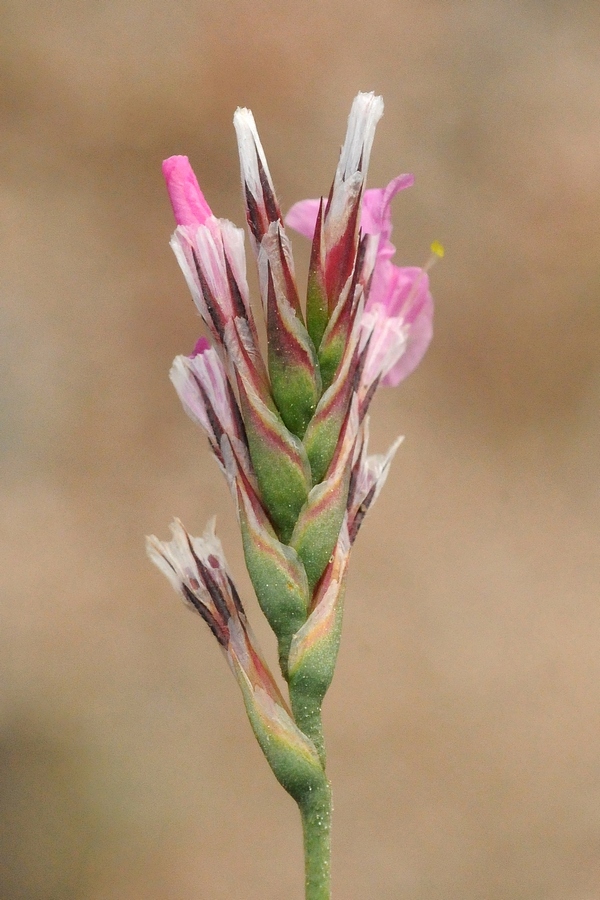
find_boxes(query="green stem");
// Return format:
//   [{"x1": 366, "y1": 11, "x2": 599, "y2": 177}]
[
  {"x1": 289, "y1": 683, "x2": 326, "y2": 766},
  {"x1": 289, "y1": 683, "x2": 332, "y2": 897},
  {"x1": 299, "y1": 777, "x2": 332, "y2": 900}
]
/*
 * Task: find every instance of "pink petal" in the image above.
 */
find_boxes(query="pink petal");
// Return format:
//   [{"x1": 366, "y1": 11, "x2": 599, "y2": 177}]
[
  {"x1": 162, "y1": 156, "x2": 213, "y2": 227},
  {"x1": 191, "y1": 335, "x2": 211, "y2": 357},
  {"x1": 368, "y1": 263, "x2": 421, "y2": 314},
  {"x1": 285, "y1": 172, "x2": 434, "y2": 388},
  {"x1": 381, "y1": 291, "x2": 433, "y2": 386},
  {"x1": 286, "y1": 175, "x2": 413, "y2": 247},
  {"x1": 381, "y1": 173, "x2": 415, "y2": 216},
  {"x1": 360, "y1": 306, "x2": 407, "y2": 389},
  {"x1": 360, "y1": 174, "x2": 414, "y2": 239},
  {"x1": 285, "y1": 198, "x2": 322, "y2": 240}
]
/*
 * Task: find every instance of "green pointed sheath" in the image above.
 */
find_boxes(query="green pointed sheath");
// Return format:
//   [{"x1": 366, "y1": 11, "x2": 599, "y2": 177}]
[
  {"x1": 288, "y1": 580, "x2": 346, "y2": 707},
  {"x1": 317, "y1": 277, "x2": 359, "y2": 392},
  {"x1": 291, "y1": 400, "x2": 358, "y2": 590},
  {"x1": 263, "y1": 228, "x2": 322, "y2": 438},
  {"x1": 266, "y1": 275, "x2": 322, "y2": 439},
  {"x1": 287, "y1": 526, "x2": 350, "y2": 765},
  {"x1": 236, "y1": 477, "x2": 310, "y2": 676},
  {"x1": 287, "y1": 578, "x2": 346, "y2": 763},
  {"x1": 317, "y1": 231, "x2": 369, "y2": 392},
  {"x1": 289, "y1": 468, "x2": 351, "y2": 592},
  {"x1": 317, "y1": 332, "x2": 346, "y2": 395},
  {"x1": 236, "y1": 373, "x2": 311, "y2": 543},
  {"x1": 302, "y1": 332, "x2": 359, "y2": 484},
  {"x1": 230, "y1": 652, "x2": 327, "y2": 804},
  {"x1": 305, "y1": 198, "x2": 329, "y2": 350}
]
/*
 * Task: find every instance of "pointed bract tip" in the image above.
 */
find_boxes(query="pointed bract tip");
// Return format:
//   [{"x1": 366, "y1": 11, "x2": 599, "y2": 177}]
[{"x1": 162, "y1": 155, "x2": 213, "y2": 227}]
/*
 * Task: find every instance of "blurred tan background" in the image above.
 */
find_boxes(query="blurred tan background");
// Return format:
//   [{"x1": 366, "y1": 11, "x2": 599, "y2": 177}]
[{"x1": 1, "y1": 1, "x2": 599, "y2": 897}]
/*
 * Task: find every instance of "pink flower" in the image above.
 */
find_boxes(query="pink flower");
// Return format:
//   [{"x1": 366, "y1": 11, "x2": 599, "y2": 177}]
[
  {"x1": 146, "y1": 519, "x2": 324, "y2": 784},
  {"x1": 170, "y1": 341, "x2": 247, "y2": 472},
  {"x1": 162, "y1": 155, "x2": 258, "y2": 350},
  {"x1": 286, "y1": 175, "x2": 434, "y2": 386},
  {"x1": 233, "y1": 108, "x2": 283, "y2": 255},
  {"x1": 162, "y1": 156, "x2": 213, "y2": 227}
]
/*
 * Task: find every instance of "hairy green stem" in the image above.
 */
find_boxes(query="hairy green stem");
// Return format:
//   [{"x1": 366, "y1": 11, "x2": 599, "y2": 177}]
[
  {"x1": 289, "y1": 682, "x2": 331, "y2": 897},
  {"x1": 289, "y1": 685, "x2": 326, "y2": 766},
  {"x1": 299, "y1": 778, "x2": 332, "y2": 900}
]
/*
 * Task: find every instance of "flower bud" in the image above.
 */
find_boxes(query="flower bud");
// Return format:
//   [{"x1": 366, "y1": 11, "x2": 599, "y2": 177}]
[
  {"x1": 170, "y1": 343, "x2": 247, "y2": 473},
  {"x1": 347, "y1": 416, "x2": 403, "y2": 542},
  {"x1": 234, "y1": 107, "x2": 283, "y2": 256},
  {"x1": 147, "y1": 519, "x2": 325, "y2": 801}
]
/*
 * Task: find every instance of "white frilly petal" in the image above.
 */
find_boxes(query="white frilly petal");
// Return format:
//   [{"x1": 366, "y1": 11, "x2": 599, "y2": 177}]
[{"x1": 337, "y1": 92, "x2": 384, "y2": 184}]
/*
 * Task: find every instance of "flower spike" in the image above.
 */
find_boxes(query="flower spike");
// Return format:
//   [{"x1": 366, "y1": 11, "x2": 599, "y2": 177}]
[{"x1": 156, "y1": 91, "x2": 437, "y2": 900}]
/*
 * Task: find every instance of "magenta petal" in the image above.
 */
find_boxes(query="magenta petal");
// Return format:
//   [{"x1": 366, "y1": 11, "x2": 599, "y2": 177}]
[
  {"x1": 191, "y1": 335, "x2": 211, "y2": 358},
  {"x1": 162, "y1": 156, "x2": 213, "y2": 227},
  {"x1": 285, "y1": 198, "x2": 322, "y2": 240},
  {"x1": 286, "y1": 171, "x2": 433, "y2": 388},
  {"x1": 381, "y1": 291, "x2": 433, "y2": 386},
  {"x1": 368, "y1": 263, "x2": 421, "y2": 314},
  {"x1": 381, "y1": 173, "x2": 414, "y2": 214},
  {"x1": 361, "y1": 174, "x2": 414, "y2": 238}
]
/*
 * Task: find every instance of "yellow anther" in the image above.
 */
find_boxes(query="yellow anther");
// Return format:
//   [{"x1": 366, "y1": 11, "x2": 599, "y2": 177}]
[{"x1": 422, "y1": 241, "x2": 444, "y2": 275}]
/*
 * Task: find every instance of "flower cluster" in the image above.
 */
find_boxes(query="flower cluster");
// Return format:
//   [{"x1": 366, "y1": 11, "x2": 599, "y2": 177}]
[{"x1": 148, "y1": 92, "x2": 435, "y2": 805}]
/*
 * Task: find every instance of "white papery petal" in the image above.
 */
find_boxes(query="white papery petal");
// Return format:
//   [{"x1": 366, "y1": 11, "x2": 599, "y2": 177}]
[
  {"x1": 337, "y1": 92, "x2": 384, "y2": 184},
  {"x1": 233, "y1": 107, "x2": 275, "y2": 206}
]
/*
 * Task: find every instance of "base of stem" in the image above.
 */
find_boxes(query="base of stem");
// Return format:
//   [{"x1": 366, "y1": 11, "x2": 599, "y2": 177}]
[{"x1": 299, "y1": 779, "x2": 332, "y2": 900}]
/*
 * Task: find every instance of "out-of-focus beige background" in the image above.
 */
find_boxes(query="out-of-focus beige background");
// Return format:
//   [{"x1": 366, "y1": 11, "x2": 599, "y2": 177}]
[{"x1": 1, "y1": 2, "x2": 599, "y2": 897}]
